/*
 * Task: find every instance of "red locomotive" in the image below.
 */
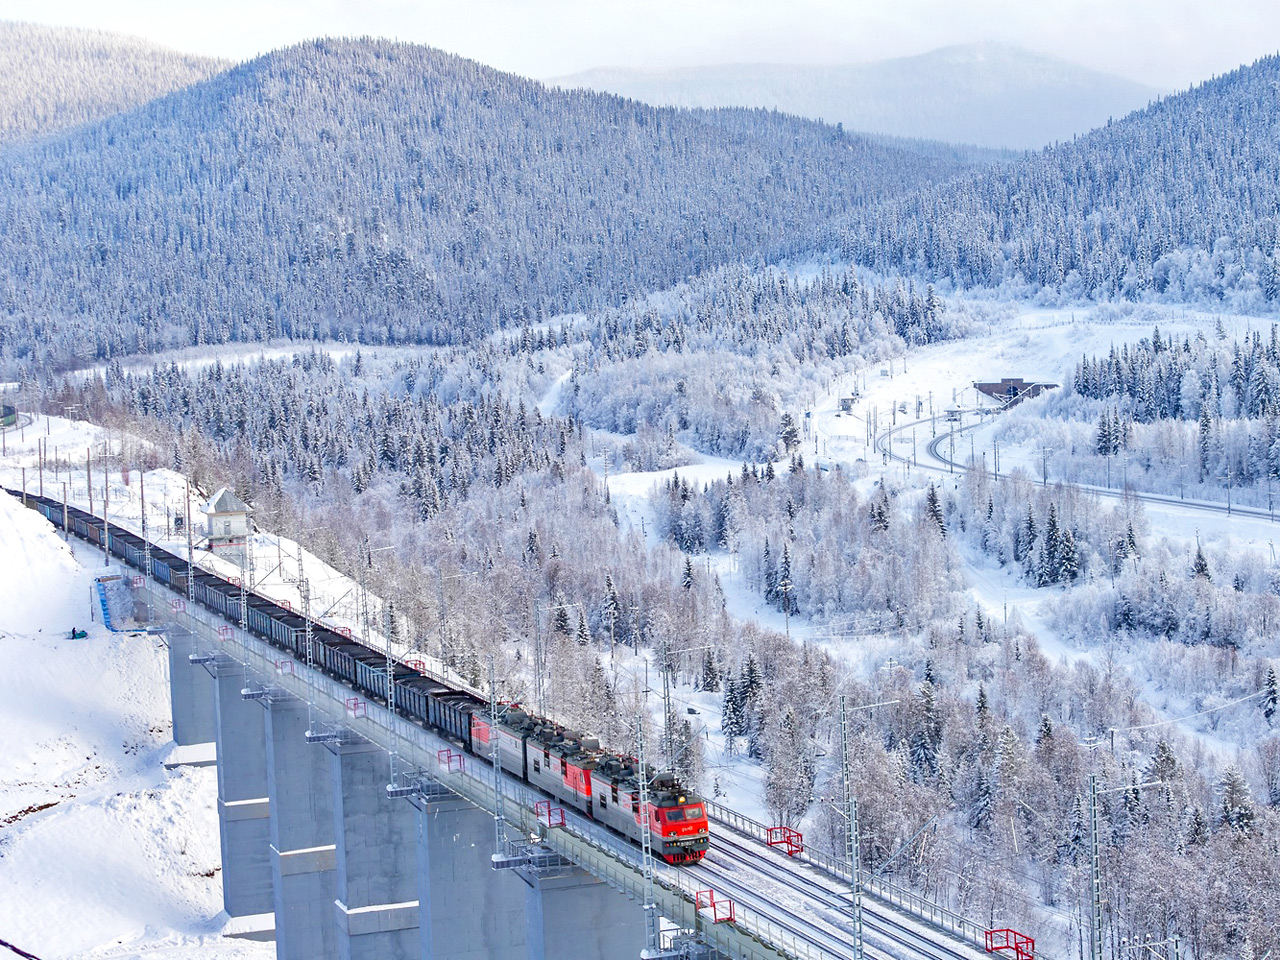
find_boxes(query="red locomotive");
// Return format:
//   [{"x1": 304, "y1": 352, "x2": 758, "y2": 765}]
[{"x1": 474, "y1": 707, "x2": 709, "y2": 864}]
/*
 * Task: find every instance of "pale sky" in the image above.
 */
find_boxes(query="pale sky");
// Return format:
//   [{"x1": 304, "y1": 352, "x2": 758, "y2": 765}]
[{"x1": 2, "y1": 0, "x2": 1278, "y2": 90}]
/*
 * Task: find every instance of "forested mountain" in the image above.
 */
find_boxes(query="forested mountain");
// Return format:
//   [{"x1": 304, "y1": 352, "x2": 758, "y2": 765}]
[
  {"x1": 0, "y1": 37, "x2": 972, "y2": 374},
  {"x1": 840, "y1": 54, "x2": 1280, "y2": 308},
  {"x1": 0, "y1": 21, "x2": 228, "y2": 144},
  {"x1": 553, "y1": 43, "x2": 1160, "y2": 150}
]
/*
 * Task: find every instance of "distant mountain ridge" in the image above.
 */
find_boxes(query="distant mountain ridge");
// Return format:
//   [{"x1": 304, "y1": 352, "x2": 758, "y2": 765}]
[
  {"x1": 551, "y1": 43, "x2": 1163, "y2": 150},
  {"x1": 0, "y1": 21, "x2": 229, "y2": 144},
  {"x1": 839, "y1": 54, "x2": 1280, "y2": 308},
  {"x1": 0, "y1": 38, "x2": 974, "y2": 372}
]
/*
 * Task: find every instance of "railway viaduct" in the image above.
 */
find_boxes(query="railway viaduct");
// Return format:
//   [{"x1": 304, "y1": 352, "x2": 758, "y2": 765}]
[
  {"x1": 145, "y1": 581, "x2": 778, "y2": 960},
  {"x1": 8, "y1": 482, "x2": 995, "y2": 960}
]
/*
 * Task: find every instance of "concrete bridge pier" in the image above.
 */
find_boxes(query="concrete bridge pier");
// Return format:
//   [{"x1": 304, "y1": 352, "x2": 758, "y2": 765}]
[
  {"x1": 328, "y1": 736, "x2": 420, "y2": 960},
  {"x1": 166, "y1": 621, "x2": 216, "y2": 746},
  {"x1": 411, "y1": 792, "x2": 527, "y2": 960},
  {"x1": 518, "y1": 863, "x2": 647, "y2": 960},
  {"x1": 209, "y1": 656, "x2": 274, "y2": 920},
  {"x1": 263, "y1": 696, "x2": 337, "y2": 960}
]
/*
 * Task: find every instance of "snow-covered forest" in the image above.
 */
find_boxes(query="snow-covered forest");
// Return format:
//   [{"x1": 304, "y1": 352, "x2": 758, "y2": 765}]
[
  {"x1": 0, "y1": 21, "x2": 227, "y2": 145},
  {"x1": 0, "y1": 38, "x2": 972, "y2": 374},
  {"x1": 838, "y1": 55, "x2": 1280, "y2": 309}
]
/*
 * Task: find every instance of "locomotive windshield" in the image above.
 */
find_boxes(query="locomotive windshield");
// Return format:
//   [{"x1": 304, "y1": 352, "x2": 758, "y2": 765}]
[{"x1": 660, "y1": 804, "x2": 705, "y2": 822}]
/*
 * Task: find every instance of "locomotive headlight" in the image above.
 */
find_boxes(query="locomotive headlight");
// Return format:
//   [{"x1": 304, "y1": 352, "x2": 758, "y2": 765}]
[{"x1": 678, "y1": 796, "x2": 685, "y2": 803}]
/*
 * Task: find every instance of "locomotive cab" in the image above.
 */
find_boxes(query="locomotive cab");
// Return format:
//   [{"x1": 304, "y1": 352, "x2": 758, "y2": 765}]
[
  {"x1": 648, "y1": 773, "x2": 710, "y2": 864},
  {"x1": 591, "y1": 759, "x2": 709, "y2": 864}
]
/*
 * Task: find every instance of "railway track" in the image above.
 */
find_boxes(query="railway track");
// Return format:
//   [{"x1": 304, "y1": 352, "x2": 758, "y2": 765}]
[
  {"x1": 693, "y1": 818, "x2": 988, "y2": 960},
  {"x1": 884, "y1": 414, "x2": 1280, "y2": 524}
]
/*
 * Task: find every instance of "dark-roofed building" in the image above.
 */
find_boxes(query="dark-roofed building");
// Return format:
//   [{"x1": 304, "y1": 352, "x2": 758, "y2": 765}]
[{"x1": 973, "y1": 378, "x2": 1057, "y2": 407}]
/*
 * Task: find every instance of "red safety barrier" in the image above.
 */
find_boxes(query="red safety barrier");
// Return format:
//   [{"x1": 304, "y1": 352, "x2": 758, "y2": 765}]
[
  {"x1": 338, "y1": 626, "x2": 352, "y2": 638},
  {"x1": 986, "y1": 928, "x2": 1035, "y2": 960},
  {"x1": 406, "y1": 659, "x2": 427, "y2": 673},
  {"x1": 436, "y1": 748, "x2": 464, "y2": 773},
  {"x1": 534, "y1": 800, "x2": 566, "y2": 829},
  {"x1": 276, "y1": 659, "x2": 294, "y2": 675},
  {"x1": 227, "y1": 576, "x2": 241, "y2": 588},
  {"x1": 217, "y1": 625, "x2": 234, "y2": 642},
  {"x1": 131, "y1": 575, "x2": 144, "y2": 588},
  {"x1": 696, "y1": 889, "x2": 735, "y2": 923},
  {"x1": 345, "y1": 697, "x2": 366, "y2": 718},
  {"x1": 766, "y1": 825, "x2": 804, "y2": 856},
  {"x1": 170, "y1": 598, "x2": 186, "y2": 613},
  {"x1": 280, "y1": 599, "x2": 292, "y2": 612}
]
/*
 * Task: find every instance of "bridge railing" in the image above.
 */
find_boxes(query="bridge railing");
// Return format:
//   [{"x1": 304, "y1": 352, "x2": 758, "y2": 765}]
[{"x1": 706, "y1": 799, "x2": 988, "y2": 950}]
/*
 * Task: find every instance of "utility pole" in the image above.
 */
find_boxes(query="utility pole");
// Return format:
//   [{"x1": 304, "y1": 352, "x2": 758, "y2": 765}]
[
  {"x1": 533, "y1": 607, "x2": 546, "y2": 715},
  {"x1": 840, "y1": 695, "x2": 865, "y2": 960},
  {"x1": 1089, "y1": 774, "x2": 1103, "y2": 960},
  {"x1": 437, "y1": 572, "x2": 447, "y2": 664},
  {"x1": 184, "y1": 480, "x2": 196, "y2": 608},
  {"x1": 141, "y1": 470, "x2": 151, "y2": 586},
  {"x1": 490, "y1": 661, "x2": 508, "y2": 859},
  {"x1": 102, "y1": 462, "x2": 110, "y2": 567},
  {"x1": 637, "y1": 716, "x2": 661, "y2": 955},
  {"x1": 660, "y1": 634, "x2": 674, "y2": 771}
]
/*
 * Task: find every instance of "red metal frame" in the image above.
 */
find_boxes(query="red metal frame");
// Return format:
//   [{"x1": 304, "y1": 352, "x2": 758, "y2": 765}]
[
  {"x1": 436, "y1": 748, "x2": 464, "y2": 774},
  {"x1": 276, "y1": 659, "x2": 294, "y2": 675},
  {"x1": 696, "y1": 889, "x2": 735, "y2": 923},
  {"x1": 131, "y1": 575, "x2": 144, "y2": 588},
  {"x1": 227, "y1": 576, "x2": 241, "y2": 588},
  {"x1": 170, "y1": 598, "x2": 186, "y2": 613},
  {"x1": 986, "y1": 928, "x2": 1035, "y2": 960},
  {"x1": 338, "y1": 626, "x2": 352, "y2": 639},
  {"x1": 534, "y1": 800, "x2": 566, "y2": 829},
  {"x1": 406, "y1": 659, "x2": 427, "y2": 673},
  {"x1": 345, "y1": 697, "x2": 366, "y2": 718},
  {"x1": 217, "y1": 624, "x2": 233, "y2": 642},
  {"x1": 280, "y1": 599, "x2": 292, "y2": 612},
  {"x1": 766, "y1": 825, "x2": 804, "y2": 856}
]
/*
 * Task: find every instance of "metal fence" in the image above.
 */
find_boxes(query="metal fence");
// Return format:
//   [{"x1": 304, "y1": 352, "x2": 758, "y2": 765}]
[{"x1": 705, "y1": 800, "x2": 988, "y2": 950}]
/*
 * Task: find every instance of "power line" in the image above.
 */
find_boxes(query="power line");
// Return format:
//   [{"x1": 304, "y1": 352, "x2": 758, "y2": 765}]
[{"x1": 1117, "y1": 687, "x2": 1265, "y2": 733}]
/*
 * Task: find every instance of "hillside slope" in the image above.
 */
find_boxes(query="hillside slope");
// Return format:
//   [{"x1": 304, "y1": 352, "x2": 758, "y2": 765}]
[
  {"x1": 551, "y1": 43, "x2": 1162, "y2": 150},
  {"x1": 0, "y1": 38, "x2": 972, "y2": 372},
  {"x1": 839, "y1": 54, "x2": 1280, "y2": 307},
  {"x1": 0, "y1": 488, "x2": 268, "y2": 958},
  {"x1": 0, "y1": 21, "x2": 228, "y2": 144}
]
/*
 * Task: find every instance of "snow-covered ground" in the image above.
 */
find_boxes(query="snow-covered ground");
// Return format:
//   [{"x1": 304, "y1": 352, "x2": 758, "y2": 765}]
[{"x1": 0, "y1": 488, "x2": 273, "y2": 960}]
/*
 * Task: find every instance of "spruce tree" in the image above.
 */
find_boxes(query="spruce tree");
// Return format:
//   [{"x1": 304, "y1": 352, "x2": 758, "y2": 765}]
[
  {"x1": 1219, "y1": 764, "x2": 1255, "y2": 834},
  {"x1": 926, "y1": 483, "x2": 946, "y2": 537},
  {"x1": 1192, "y1": 544, "x2": 1212, "y2": 581}
]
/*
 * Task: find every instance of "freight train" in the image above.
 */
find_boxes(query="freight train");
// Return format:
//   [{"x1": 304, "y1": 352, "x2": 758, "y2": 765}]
[{"x1": 5, "y1": 488, "x2": 710, "y2": 864}]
